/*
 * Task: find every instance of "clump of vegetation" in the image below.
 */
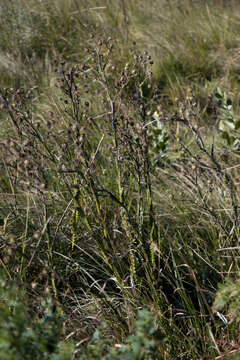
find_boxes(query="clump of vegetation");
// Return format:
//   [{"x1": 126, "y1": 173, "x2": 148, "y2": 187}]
[
  {"x1": 0, "y1": 0, "x2": 240, "y2": 359},
  {"x1": 0, "y1": 274, "x2": 74, "y2": 360}
]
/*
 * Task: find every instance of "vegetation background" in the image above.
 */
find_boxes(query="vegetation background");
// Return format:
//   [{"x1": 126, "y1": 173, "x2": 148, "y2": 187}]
[{"x1": 0, "y1": 0, "x2": 240, "y2": 359}]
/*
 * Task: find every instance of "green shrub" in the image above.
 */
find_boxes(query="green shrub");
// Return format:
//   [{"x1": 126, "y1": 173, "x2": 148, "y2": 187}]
[
  {"x1": 76, "y1": 309, "x2": 164, "y2": 360},
  {"x1": 0, "y1": 275, "x2": 74, "y2": 360}
]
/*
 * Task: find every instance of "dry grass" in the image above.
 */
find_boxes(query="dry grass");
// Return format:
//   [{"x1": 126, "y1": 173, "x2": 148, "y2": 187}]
[{"x1": 0, "y1": 1, "x2": 239, "y2": 359}]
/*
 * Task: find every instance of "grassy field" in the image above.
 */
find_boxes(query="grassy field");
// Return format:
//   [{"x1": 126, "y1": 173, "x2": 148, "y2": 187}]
[{"x1": 0, "y1": 1, "x2": 240, "y2": 359}]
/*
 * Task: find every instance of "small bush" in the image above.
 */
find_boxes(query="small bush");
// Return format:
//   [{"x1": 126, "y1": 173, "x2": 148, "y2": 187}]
[{"x1": 0, "y1": 274, "x2": 74, "y2": 360}]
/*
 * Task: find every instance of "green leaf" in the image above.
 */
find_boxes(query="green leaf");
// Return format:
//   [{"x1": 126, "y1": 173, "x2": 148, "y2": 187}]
[{"x1": 215, "y1": 87, "x2": 223, "y2": 98}]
